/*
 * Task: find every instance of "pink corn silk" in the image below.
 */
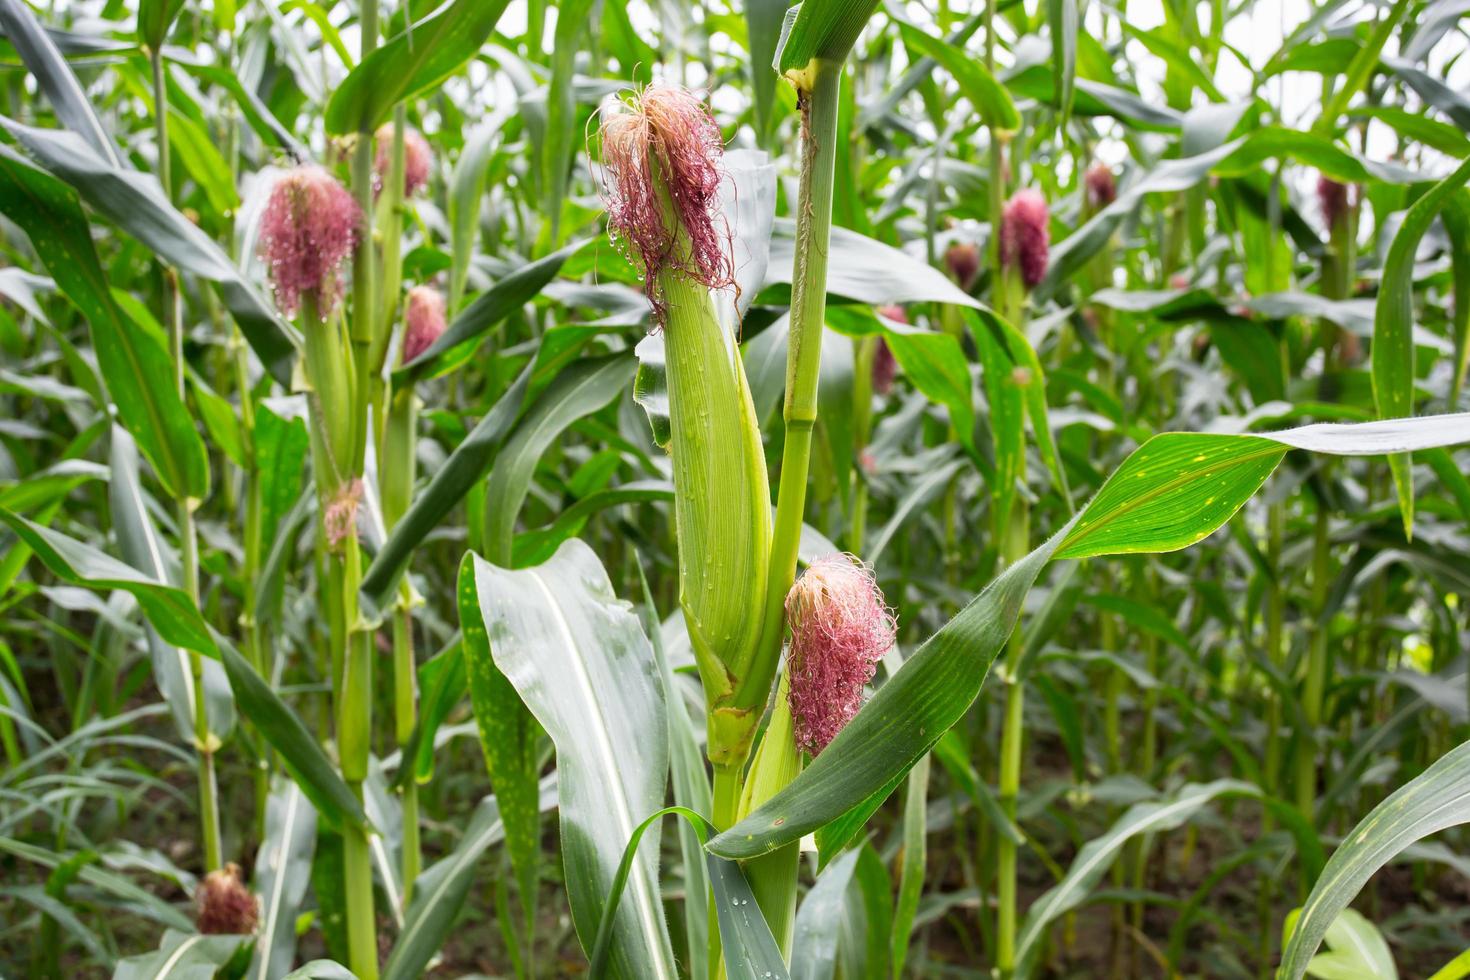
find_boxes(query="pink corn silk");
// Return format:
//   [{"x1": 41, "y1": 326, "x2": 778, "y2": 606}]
[
  {"x1": 1000, "y1": 189, "x2": 1050, "y2": 289},
  {"x1": 195, "y1": 863, "x2": 259, "y2": 936},
  {"x1": 323, "y1": 477, "x2": 363, "y2": 553},
  {"x1": 259, "y1": 166, "x2": 359, "y2": 317},
  {"x1": 944, "y1": 241, "x2": 982, "y2": 292},
  {"x1": 402, "y1": 285, "x2": 447, "y2": 364},
  {"x1": 1085, "y1": 163, "x2": 1116, "y2": 209},
  {"x1": 598, "y1": 85, "x2": 734, "y2": 313},
  {"x1": 786, "y1": 554, "x2": 898, "y2": 756},
  {"x1": 1317, "y1": 175, "x2": 1351, "y2": 230},
  {"x1": 375, "y1": 124, "x2": 433, "y2": 197}
]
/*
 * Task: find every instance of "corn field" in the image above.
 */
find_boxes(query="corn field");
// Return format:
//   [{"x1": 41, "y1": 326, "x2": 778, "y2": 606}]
[{"x1": 2, "y1": 0, "x2": 1470, "y2": 976}]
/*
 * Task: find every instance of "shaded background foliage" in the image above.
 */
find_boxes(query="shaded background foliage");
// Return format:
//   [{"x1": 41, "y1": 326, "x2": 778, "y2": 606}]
[{"x1": 0, "y1": 0, "x2": 1469, "y2": 977}]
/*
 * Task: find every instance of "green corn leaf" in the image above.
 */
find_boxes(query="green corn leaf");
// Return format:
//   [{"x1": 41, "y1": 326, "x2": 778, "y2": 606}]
[
  {"x1": 136, "y1": 0, "x2": 185, "y2": 49},
  {"x1": 589, "y1": 805, "x2": 788, "y2": 980},
  {"x1": 456, "y1": 555, "x2": 541, "y2": 927},
  {"x1": 791, "y1": 845, "x2": 862, "y2": 980},
  {"x1": 0, "y1": 149, "x2": 209, "y2": 501},
  {"x1": 324, "y1": 0, "x2": 512, "y2": 134},
  {"x1": 359, "y1": 366, "x2": 531, "y2": 616},
  {"x1": 1278, "y1": 736, "x2": 1470, "y2": 980},
  {"x1": 709, "y1": 415, "x2": 1470, "y2": 859},
  {"x1": 109, "y1": 427, "x2": 233, "y2": 743},
  {"x1": 0, "y1": 0, "x2": 121, "y2": 165},
  {"x1": 393, "y1": 243, "x2": 583, "y2": 386},
  {"x1": 215, "y1": 636, "x2": 370, "y2": 832},
  {"x1": 249, "y1": 780, "x2": 318, "y2": 980},
  {"x1": 0, "y1": 508, "x2": 217, "y2": 659},
  {"x1": 0, "y1": 119, "x2": 299, "y2": 386},
  {"x1": 1372, "y1": 156, "x2": 1470, "y2": 538},
  {"x1": 469, "y1": 541, "x2": 677, "y2": 979},
  {"x1": 481, "y1": 353, "x2": 636, "y2": 565},
  {"x1": 773, "y1": 0, "x2": 881, "y2": 77},
  {"x1": 111, "y1": 930, "x2": 246, "y2": 980},
  {"x1": 894, "y1": 20, "x2": 1020, "y2": 133}
]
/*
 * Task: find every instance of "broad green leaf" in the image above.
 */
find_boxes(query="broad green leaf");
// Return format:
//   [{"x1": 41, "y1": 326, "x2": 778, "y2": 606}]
[
  {"x1": 766, "y1": 222, "x2": 980, "y2": 309},
  {"x1": 747, "y1": 0, "x2": 792, "y2": 140},
  {"x1": 249, "y1": 780, "x2": 317, "y2": 980},
  {"x1": 470, "y1": 541, "x2": 676, "y2": 979},
  {"x1": 447, "y1": 123, "x2": 500, "y2": 312},
  {"x1": 481, "y1": 354, "x2": 636, "y2": 564},
  {"x1": 0, "y1": 509, "x2": 216, "y2": 658},
  {"x1": 0, "y1": 120, "x2": 298, "y2": 385},
  {"x1": 111, "y1": 930, "x2": 245, "y2": 980},
  {"x1": 215, "y1": 636, "x2": 369, "y2": 832},
  {"x1": 513, "y1": 481, "x2": 674, "y2": 567},
  {"x1": 0, "y1": 149, "x2": 209, "y2": 500},
  {"x1": 1372, "y1": 156, "x2": 1470, "y2": 537},
  {"x1": 324, "y1": 0, "x2": 512, "y2": 134},
  {"x1": 542, "y1": 0, "x2": 597, "y2": 244},
  {"x1": 1294, "y1": 909, "x2": 1397, "y2": 980},
  {"x1": 1312, "y1": 0, "x2": 1410, "y2": 135},
  {"x1": 895, "y1": 20, "x2": 1020, "y2": 133},
  {"x1": 773, "y1": 0, "x2": 881, "y2": 76},
  {"x1": 1047, "y1": 0, "x2": 1078, "y2": 121},
  {"x1": 711, "y1": 415, "x2": 1470, "y2": 859},
  {"x1": 457, "y1": 555, "x2": 540, "y2": 922}
]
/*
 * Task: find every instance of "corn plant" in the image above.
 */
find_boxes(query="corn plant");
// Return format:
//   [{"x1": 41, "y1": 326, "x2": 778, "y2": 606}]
[{"x1": 2, "y1": 0, "x2": 1470, "y2": 978}]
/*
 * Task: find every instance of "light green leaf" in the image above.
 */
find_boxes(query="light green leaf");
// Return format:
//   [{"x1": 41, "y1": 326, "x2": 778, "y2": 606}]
[
  {"x1": 1279, "y1": 736, "x2": 1470, "y2": 980},
  {"x1": 470, "y1": 541, "x2": 675, "y2": 979},
  {"x1": 324, "y1": 0, "x2": 512, "y2": 134},
  {"x1": 1371, "y1": 156, "x2": 1470, "y2": 538}
]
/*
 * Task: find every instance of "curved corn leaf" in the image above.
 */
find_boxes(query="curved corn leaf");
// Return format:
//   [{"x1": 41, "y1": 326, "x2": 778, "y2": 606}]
[
  {"x1": 1373, "y1": 157, "x2": 1470, "y2": 537},
  {"x1": 0, "y1": 508, "x2": 216, "y2": 658},
  {"x1": 394, "y1": 243, "x2": 582, "y2": 386},
  {"x1": 1279, "y1": 736, "x2": 1470, "y2": 980},
  {"x1": 112, "y1": 930, "x2": 245, "y2": 979},
  {"x1": 324, "y1": 0, "x2": 512, "y2": 134},
  {"x1": 481, "y1": 353, "x2": 635, "y2": 564},
  {"x1": 456, "y1": 555, "x2": 540, "y2": 923},
  {"x1": 0, "y1": 149, "x2": 209, "y2": 500},
  {"x1": 359, "y1": 366, "x2": 531, "y2": 616},
  {"x1": 0, "y1": 119, "x2": 299, "y2": 385},
  {"x1": 895, "y1": 20, "x2": 1019, "y2": 133},
  {"x1": 589, "y1": 805, "x2": 788, "y2": 980},
  {"x1": 710, "y1": 415, "x2": 1470, "y2": 859},
  {"x1": 773, "y1": 0, "x2": 881, "y2": 75},
  {"x1": 470, "y1": 540, "x2": 675, "y2": 979},
  {"x1": 215, "y1": 636, "x2": 369, "y2": 832}
]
